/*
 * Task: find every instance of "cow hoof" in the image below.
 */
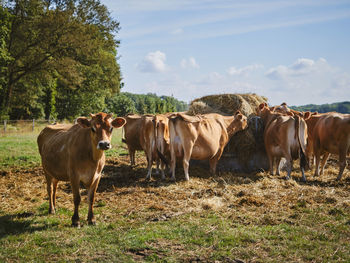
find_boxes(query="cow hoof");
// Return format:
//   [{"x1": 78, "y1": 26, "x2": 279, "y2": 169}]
[
  {"x1": 72, "y1": 222, "x2": 81, "y2": 228},
  {"x1": 48, "y1": 209, "x2": 56, "y2": 215},
  {"x1": 88, "y1": 220, "x2": 96, "y2": 226}
]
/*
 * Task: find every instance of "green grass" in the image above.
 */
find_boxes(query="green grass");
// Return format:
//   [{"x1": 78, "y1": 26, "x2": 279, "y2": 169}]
[{"x1": 0, "y1": 207, "x2": 349, "y2": 262}]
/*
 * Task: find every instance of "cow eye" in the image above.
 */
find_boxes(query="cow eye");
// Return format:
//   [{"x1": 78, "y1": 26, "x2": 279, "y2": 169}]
[
  {"x1": 110, "y1": 127, "x2": 113, "y2": 133},
  {"x1": 91, "y1": 126, "x2": 96, "y2": 133}
]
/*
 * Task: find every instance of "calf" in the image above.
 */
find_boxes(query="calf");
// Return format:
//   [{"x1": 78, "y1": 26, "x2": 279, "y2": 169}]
[
  {"x1": 37, "y1": 113, "x2": 126, "y2": 227},
  {"x1": 257, "y1": 103, "x2": 309, "y2": 181},
  {"x1": 169, "y1": 111, "x2": 247, "y2": 181}
]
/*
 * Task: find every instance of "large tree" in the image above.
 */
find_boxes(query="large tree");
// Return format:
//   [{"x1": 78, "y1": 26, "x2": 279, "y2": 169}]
[{"x1": 0, "y1": 0, "x2": 121, "y2": 119}]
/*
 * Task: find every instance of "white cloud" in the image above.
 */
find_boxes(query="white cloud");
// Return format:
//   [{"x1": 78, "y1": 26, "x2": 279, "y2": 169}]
[
  {"x1": 136, "y1": 51, "x2": 168, "y2": 73},
  {"x1": 227, "y1": 64, "x2": 263, "y2": 76},
  {"x1": 180, "y1": 57, "x2": 200, "y2": 69}
]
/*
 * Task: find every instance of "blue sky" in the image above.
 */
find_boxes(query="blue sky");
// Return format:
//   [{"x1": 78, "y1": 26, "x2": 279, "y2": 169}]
[{"x1": 100, "y1": 0, "x2": 350, "y2": 106}]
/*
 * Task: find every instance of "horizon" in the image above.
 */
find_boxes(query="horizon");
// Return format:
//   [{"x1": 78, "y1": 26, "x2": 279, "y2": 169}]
[{"x1": 101, "y1": 0, "x2": 350, "y2": 106}]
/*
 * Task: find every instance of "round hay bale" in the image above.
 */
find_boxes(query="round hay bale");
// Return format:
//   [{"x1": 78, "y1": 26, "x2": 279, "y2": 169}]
[{"x1": 187, "y1": 93, "x2": 266, "y2": 117}]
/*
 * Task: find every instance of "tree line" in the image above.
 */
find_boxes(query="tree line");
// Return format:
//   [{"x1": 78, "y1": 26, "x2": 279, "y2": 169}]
[{"x1": 291, "y1": 101, "x2": 350, "y2": 114}]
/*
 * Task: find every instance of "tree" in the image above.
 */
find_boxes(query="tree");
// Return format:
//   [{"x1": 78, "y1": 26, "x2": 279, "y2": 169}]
[
  {"x1": 0, "y1": 0, "x2": 121, "y2": 119},
  {"x1": 105, "y1": 94, "x2": 136, "y2": 116}
]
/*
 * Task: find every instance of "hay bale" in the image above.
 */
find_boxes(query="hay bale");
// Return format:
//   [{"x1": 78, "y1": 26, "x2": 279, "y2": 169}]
[
  {"x1": 187, "y1": 93, "x2": 269, "y2": 173},
  {"x1": 187, "y1": 93, "x2": 267, "y2": 117}
]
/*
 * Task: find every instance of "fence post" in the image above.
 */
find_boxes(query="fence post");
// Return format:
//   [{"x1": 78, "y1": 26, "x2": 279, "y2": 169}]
[
  {"x1": 4, "y1": 120, "x2": 6, "y2": 133},
  {"x1": 32, "y1": 119, "x2": 35, "y2": 132}
]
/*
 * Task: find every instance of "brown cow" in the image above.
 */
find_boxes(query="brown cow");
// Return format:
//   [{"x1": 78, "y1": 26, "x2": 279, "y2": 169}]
[
  {"x1": 169, "y1": 111, "x2": 248, "y2": 181},
  {"x1": 312, "y1": 112, "x2": 350, "y2": 180},
  {"x1": 122, "y1": 114, "x2": 143, "y2": 166},
  {"x1": 257, "y1": 103, "x2": 309, "y2": 181},
  {"x1": 37, "y1": 113, "x2": 126, "y2": 227}
]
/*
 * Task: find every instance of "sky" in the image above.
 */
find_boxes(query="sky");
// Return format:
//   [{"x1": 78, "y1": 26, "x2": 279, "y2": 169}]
[{"x1": 100, "y1": 0, "x2": 350, "y2": 106}]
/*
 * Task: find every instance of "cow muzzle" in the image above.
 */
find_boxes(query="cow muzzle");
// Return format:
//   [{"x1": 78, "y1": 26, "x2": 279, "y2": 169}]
[{"x1": 97, "y1": 141, "x2": 111, "y2": 150}]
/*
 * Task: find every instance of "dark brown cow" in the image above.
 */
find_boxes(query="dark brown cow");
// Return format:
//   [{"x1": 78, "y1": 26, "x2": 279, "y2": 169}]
[
  {"x1": 37, "y1": 113, "x2": 126, "y2": 227},
  {"x1": 169, "y1": 111, "x2": 247, "y2": 181},
  {"x1": 122, "y1": 114, "x2": 143, "y2": 166},
  {"x1": 257, "y1": 103, "x2": 309, "y2": 181},
  {"x1": 312, "y1": 112, "x2": 350, "y2": 180}
]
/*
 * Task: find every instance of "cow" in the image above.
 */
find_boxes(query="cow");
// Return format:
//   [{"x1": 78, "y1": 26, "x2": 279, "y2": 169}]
[
  {"x1": 257, "y1": 103, "x2": 309, "y2": 181},
  {"x1": 168, "y1": 111, "x2": 248, "y2": 181},
  {"x1": 122, "y1": 114, "x2": 143, "y2": 166},
  {"x1": 311, "y1": 112, "x2": 350, "y2": 180},
  {"x1": 37, "y1": 113, "x2": 126, "y2": 227},
  {"x1": 153, "y1": 114, "x2": 171, "y2": 179},
  {"x1": 139, "y1": 114, "x2": 160, "y2": 180}
]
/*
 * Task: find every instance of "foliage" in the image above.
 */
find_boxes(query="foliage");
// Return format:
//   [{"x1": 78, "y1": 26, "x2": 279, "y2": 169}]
[
  {"x1": 0, "y1": 0, "x2": 121, "y2": 120},
  {"x1": 291, "y1": 101, "x2": 350, "y2": 114},
  {"x1": 105, "y1": 92, "x2": 188, "y2": 116}
]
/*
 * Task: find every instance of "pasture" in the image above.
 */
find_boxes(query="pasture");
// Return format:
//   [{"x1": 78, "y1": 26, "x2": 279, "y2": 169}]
[{"x1": 0, "y1": 130, "x2": 349, "y2": 262}]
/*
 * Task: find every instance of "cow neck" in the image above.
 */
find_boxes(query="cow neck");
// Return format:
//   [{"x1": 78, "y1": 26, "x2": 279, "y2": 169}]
[
  {"x1": 222, "y1": 116, "x2": 237, "y2": 137},
  {"x1": 262, "y1": 111, "x2": 279, "y2": 130}
]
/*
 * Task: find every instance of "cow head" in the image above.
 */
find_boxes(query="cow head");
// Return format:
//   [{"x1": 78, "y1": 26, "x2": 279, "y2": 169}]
[
  {"x1": 76, "y1": 112, "x2": 126, "y2": 150},
  {"x1": 230, "y1": 111, "x2": 248, "y2": 133}
]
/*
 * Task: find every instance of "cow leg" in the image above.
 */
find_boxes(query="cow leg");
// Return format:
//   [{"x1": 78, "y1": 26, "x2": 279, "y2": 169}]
[
  {"x1": 160, "y1": 161, "x2": 166, "y2": 180},
  {"x1": 145, "y1": 151, "x2": 153, "y2": 180},
  {"x1": 275, "y1": 157, "x2": 281, "y2": 176},
  {"x1": 52, "y1": 178, "x2": 58, "y2": 213},
  {"x1": 182, "y1": 142, "x2": 194, "y2": 181},
  {"x1": 337, "y1": 147, "x2": 348, "y2": 180},
  {"x1": 87, "y1": 175, "x2": 101, "y2": 225},
  {"x1": 155, "y1": 158, "x2": 160, "y2": 175},
  {"x1": 209, "y1": 158, "x2": 218, "y2": 175},
  {"x1": 267, "y1": 154, "x2": 274, "y2": 176},
  {"x1": 71, "y1": 176, "x2": 81, "y2": 227},
  {"x1": 285, "y1": 157, "x2": 293, "y2": 180},
  {"x1": 319, "y1": 152, "x2": 330, "y2": 176},
  {"x1": 170, "y1": 145, "x2": 177, "y2": 181},
  {"x1": 45, "y1": 173, "x2": 56, "y2": 214},
  {"x1": 130, "y1": 148, "x2": 136, "y2": 166},
  {"x1": 314, "y1": 152, "x2": 321, "y2": 177}
]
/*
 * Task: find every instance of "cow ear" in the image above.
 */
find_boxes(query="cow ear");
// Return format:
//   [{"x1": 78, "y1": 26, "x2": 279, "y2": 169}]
[
  {"x1": 76, "y1": 117, "x2": 91, "y2": 128},
  {"x1": 281, "y1": 102, "x2": 287, "y2": 106},
  {"x1": 258, "y1": 103, "x2": 265, "y2": 110},
  {"x1": 235, "y1": 110, "x2": 241, "y2": 115},
  {"x1": 304, "y1": 111, "x2": 311, "y2": 120},
  {"x1": 236, "y1": 114, "x2": 243, "y2": 120},
  {"x1": 112, "y1": 117, "x2": 126, "y2": 128},
  {"x1": 270, "y1": 106, "x2": 276, "y2": 111}
]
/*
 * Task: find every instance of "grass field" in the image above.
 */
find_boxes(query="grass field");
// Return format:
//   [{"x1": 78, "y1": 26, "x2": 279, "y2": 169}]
[{"x1": 0, "y1": 129, "x2": 349, "y2": 262}]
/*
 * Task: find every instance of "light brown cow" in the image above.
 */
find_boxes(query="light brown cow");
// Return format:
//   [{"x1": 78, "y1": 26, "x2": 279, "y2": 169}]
[
  {"x1": 153, "y1": 114, "x2": 171, "y2": 179},
  {"x1": 312, "y1": 112, "x2": 350, "y2": 180},
  {"x1": 140, "y1": 114, "x2": 160, "y2": 180},
  {"x1": 257, "y1": 103, "x2": 309, "y2": 181},
  {"x1": 169, "y1": 111, "x2": 248, "y2": 181},
  {"x1": 122, "y1": 114, "x2": 143, "y2": 166},
  {"x1": 37, "y1": 113, "x2": 126, "y2": 227}
]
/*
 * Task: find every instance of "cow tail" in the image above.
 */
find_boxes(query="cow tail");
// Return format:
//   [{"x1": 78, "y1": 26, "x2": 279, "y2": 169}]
[
  {"x1": 295, "y1": 115, "x2": 309, "y2": 171},
  {"x1": 153, "y1": 117, "x2": 169, "y2": 167},
  {"x1": 121, "y1": 126, "x2": 126, "y2": 143}
]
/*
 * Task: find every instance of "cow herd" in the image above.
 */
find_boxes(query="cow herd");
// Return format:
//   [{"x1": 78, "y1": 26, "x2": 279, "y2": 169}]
[{"x1": 37, "y1": 104, "x2": 349, "y2": 226}]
